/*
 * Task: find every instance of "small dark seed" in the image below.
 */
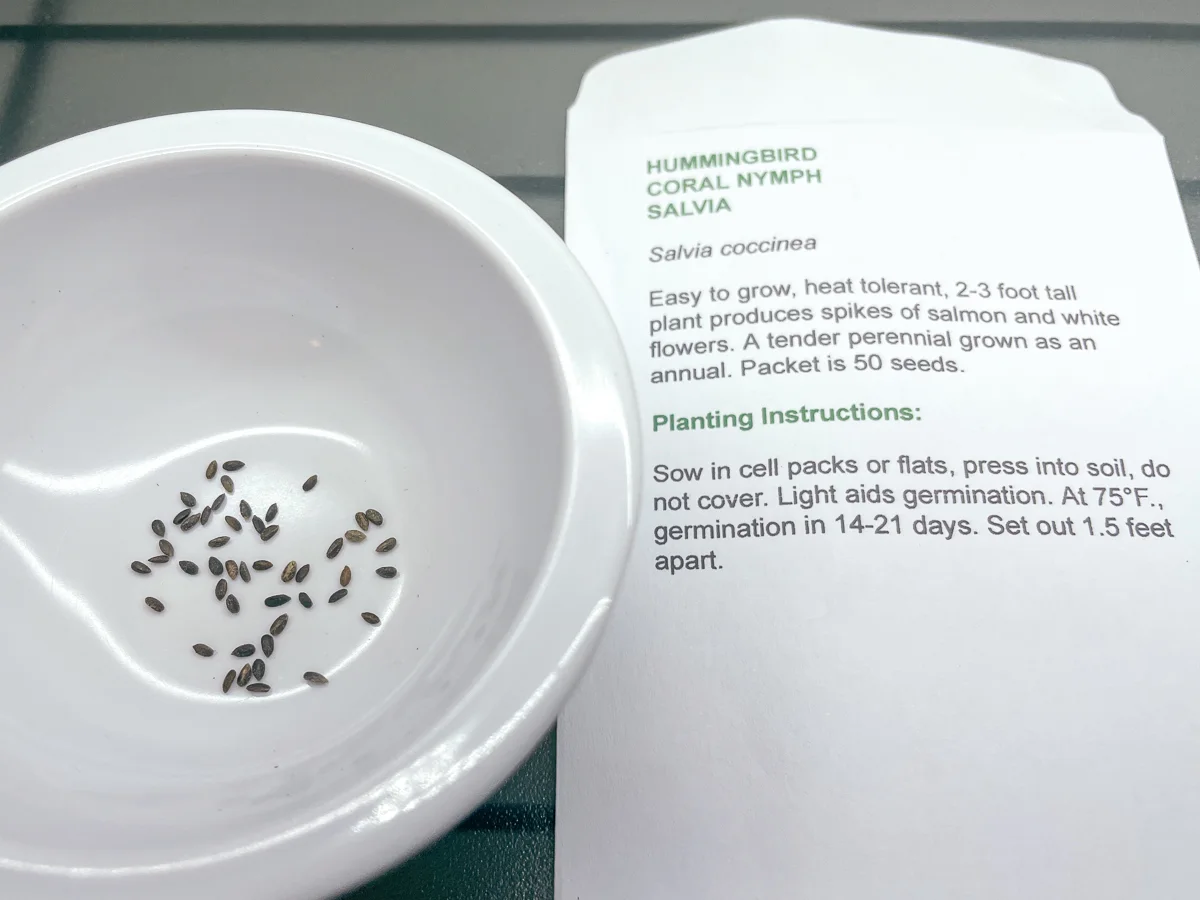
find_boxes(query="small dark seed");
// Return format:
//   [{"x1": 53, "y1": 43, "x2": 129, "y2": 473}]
[
  {"x1": 265, "y1": 594, "x2": 291, "y2": 608},
  {"x1": 180, "y1": 491, "x2": 196, "y2": 507},
  {"x1": 206, "y1": 460, "x2": 219, "y2": 480},
  {"x1": 179, "y1": 560, "x2": 199, "y2": 575},
  {"x1": 180, "y1": 514, "x2": 201, "y2": 532},
  {"x1": 144, "y1": 596, "x2": 164, "y2": 613},
  {"x1": 172, "y1": 508, "x2": 190, "y2": 525},
  {"x1": 239, "y1": 500, "x2": 252, "y2": 520},
  {"x1": 269, "y1": 614, "x2": 288, "y2": 636},
  {"x1": 232, "y1": 644, "x2": 255, "y2": 658},
  {"x1": 193, "y1": 643, "x2": 214, "y2": 657},
  {"x1": 326, "y1": 538, "x2": 343, "y2": 559},
  {"x1": 239, "y1": 561, "x2": 251, "y2": 583},
  {"x1": 252, "y1": 658, "x2": 265, "y2": 681},
  {"x1": 261, "y1": 634, "x2": 275, "y2": 657},
  {"x1": 237, "y1": 663, "x2": 252, "y2": 686},
  {"x1": 298, "y1": 592, "x2": 313, "y2": 609},
  {"x1": 222, "y1": 669, "x2": 236, "y2": 693},
  {"x1": 355, "y1": 512, "x2": 369, "y2": 530},
  {"x1": 376, "y1": 567, "x2": 397, "y2": 578},
  {"x1": 265, "y1": 503, "x2": 278, "y2": 523},
  {"x1": 151, "y1": 519, "x2": 166, "y2": 537},
  {"x1": 252, "y1": 560, "x2": 273, "y2": 571},
  {"x1": 131, "y1": 561, "x2": 151, "y2": 574},
  {"x1": 246, "y1": 683, "x2": 271, "y2": 694},
  {"x1": 296, "y1": 564, "x2": 310, "y2": 583},
  {"x1": 261, "y1": 524, "x2": 279, "y2": 542},
  {"x1": 303, "y1": 672, "x2": 328, "y2": 685},
  {"x1": 207, "y1": 557, "x2": 223, "y2": 576},
  {"x1": 211, "y1": 493, "x2": 226, "y2": 512},
  {"x1": 252, "y1": 515, "x2": 265, "y2": 535},
  {"x1": 226, "y1": 595, "x2": 240, "y2": 614},
  {"x1": 225, "y1": 515, "x2": 242, "y2": 532},
  {"x1": 328, "y1": 588, "x2": 348, "y2": 604},
  {"x1": 215, "y1": 579, "x2": 228, "y2": 600},
  {"x1": 159, "y1": 539, "x2": 174, "y2": 558},
  {"x1": 376, "y1": 537, "x2": 396, "y2": 553},
  {"x1": 220, "y1": 475, "x2": 234, "y2": 494},
  {"x1": 365, "y1": 509, "x2": 384, "y2": 527},
  {"x1": 200, "y1": 505, "x2": 211, "y2": 526},
  {"x1": 208, "y1": 536, "x2": 230, "y2": 548},
  {"x1": 222, "y1": 460, "x2": 245, "y2": 471},
  {"x1": 340, "y1": 566, "x2": 351, "y2": 587},
  {"x1": 345, "y1": 529, "x2": 366, "y2": 543},
  {"x1": 148, "y1": 555, "x2": 169, "y2": 564},
  {"x1": 225, "y1": 560, "x2": 238, "y2": 580},
  {"x1": 281, "y1": 561, "x2": 297, "y2": 583},
  {"x1": 302, "y1": 475, "x2": 318, "y2": 491},
  {"x1": 361, "y1": 612, "x2": 381, "y2": 626}
]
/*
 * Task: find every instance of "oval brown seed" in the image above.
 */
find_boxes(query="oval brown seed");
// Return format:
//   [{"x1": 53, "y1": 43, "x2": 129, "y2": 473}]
[
  {"x1": 179, "y1": 560, "x2": 199, "y2": 575},
  {"x1": 226, "y1": 595, "x2": 240, "y2": 614},
  {"x1": 376, "y1": 567, "x2": 397, "y2": 578},
  {"x1": 225, "y1": 515, "x2": 242, "y2": 532},
  {"x1": 361, "y1": 612, "x2": 381, "y2": 626},
  {"x1": 376, "y1": 537, "x2": 396, "y2": 553},
  {"x1": 265, "y1": 503, "x2": 278, "y2": 523},
  {"x1": 345, "y1": 529, "x2": 366, "y2": 543},
  {"x1": 239, "y1": 499, "x2": 252, "y2": 520},
  {"x1": 298, "y1": 592, "x2": 313, "y2": 609},
  {"x1": 340, "y1": 566, "x2": 351, "y2": 587},
  {"x1": 252, "y1": 658, "x2": 266, "y2": 681},
  {"x1": 220, "y1": 474, "x2": 234, "y2": 493},
  {"x1": 222, "y1": 669, "x2": 236, "y2": 693},
  {"x1": 208, "y1": 536, "x2": 230, "y2": 548},
  {"x1": 172, "y1": 508, "x2": 190, "y2": 525},
  {"x1": 295, "y1": 563, "x2": 310, "y2": 583},
  {"x1": 246, "y1": 683, "x2": 271, "y2": 694},
  {"x1": 144, "y1": 596, "x2": 164, "y2": 613},
  {"x1": 261, "y1": 634, "x2": 275, "y2": 657},
  {"x1": 269, "y1": 614, "x2": 288, "y2": 637},
  {"x1": 200, "y1": 505, "x2": 211, "y2": 526},
  {"x1": 148, "y1": 555, "x2": 170, "y2": 564},
  {"x1": 131, "y1": 561, "x2": 151, "y2": 574},
  {"x1": 328, "y1": 589, "x2": 348, "y2": 604},
  {"x1": 252, "y1": 560, "x2": 273, "y2": 571},
  {"x1": 252, "y1": 515, "x2": 265, "y2": 535},
  {"x1": 212, "y1": 493, "x2": 226, "y2": 512},
  {"x1": 260, "y1": 524, "x2": 279, "y2": 542},
  {"x1": 206, "y1": 460, "x2": 219, "y2": 480},
  {"x1": 237, "y1": 663, "x2": 252, "y2": 686},
  {"x1": 215, "y1": 578, "x2": 228, "y2": 600},
  {"x1": 302, "y1": 474, "x2": 318, "y2": 492},
  {"x1": 222, "y1": 460, "x2": 245, "y2": 471},
  {"x1": 180, "y1": 514, "x2": 201, "y2": 532},
  {"x1": 232, "y1": 644, "x2": 255, "y2": 658},
  {"x1": 193, "y1": 643, "x2": 214, "y2": 657},
  {"x1": 365, "y1": 509, "x2": 384, "y2": 527},
  {"x1": 265, "y1": 594, "x2": 291, "y2": 608},
  {"x1": 326, "y1": 538, "x2": 343, "y2": 559},
  {"x1": 207, "y1": 557, "x2": 222, "y2": 576},
  {"x1": 151, "y1": 519, "x2": 166, "y2": 537},
  {"x1": 303, "y1": 672, "x2": 328, "y2": 685},
  {"x1": 355, "y1": 512, "x2": 369, "y2": 531},
  {"x1": 281, "y1": 560, "x2": 296, "y2": 583},
  {"x1": 225, "y1": 560, "x2": 238, "y2": 580},
  {"x1": 180, "y1": 491, "x2": 196, "y2": 507},
  {"x1": 159, "y1": 538, "x2": 174, "y2": 558},
  {"x1": 239, "y1": 561, "x2": 251, "y2": 583}
]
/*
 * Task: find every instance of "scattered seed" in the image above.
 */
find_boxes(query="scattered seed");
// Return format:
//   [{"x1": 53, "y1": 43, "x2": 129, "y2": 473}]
[
  {"x1": 215, "y1": 579, "x2": 228, "y2": 601},
  {"x1": 179, "y1": 560, "x2": 199, "y2": 575},
  {"x1": 180, "y1": 491, "x2": 196, "y2": 507},
  {"x1": 261, "y1": 634, "x2": 275, "y2": 657},
  {"x1": 361, "y1": 612, "x2": 381, "y2": 626},
  {"x1": 222, "y1": 460, "x2": 245, "y2": 471},
  {"x1": 220, "y1": 475, "x2": 234, "y2": 493},
  {"x1": 303, "y1": 672, "x2": 328, "y2": 685},
  {"x1": 131, "y1": 561, "x2": 151, "y2": 574},
  {"x1": 206, "y1": 460, "x2": 219, "y2": 480},
  {"x1": 326, "y1": 538, "x2": 343, "y2": 559},
  {"x1": 232, "y1": 644, "x2": 255, "y2": 658},
  {"x1": 144, "y1": 596, "x2": 164, "y2": 613},
  {"x1": 345, "y1": 529, "x2": 366, "y2": 543},
  {"x1": 207, "y1": 556, "x2": 223, "y2": 576},
  {"x1": 209, "y1": 536, "x2": 230, "y2": 548},
  {"x1": 193, "y1": 643, "x2": 214, "y2": 658},
  {"x1": 246, "y1": 683, "x2": 270, "y2": 694},
  {"x1": 376, "y1": 537, "x2": 396, "y2": 553},
  {"x1": 328, "y1": 589, "x2": 348, "y2": 604},
  {"x1": 212, "y1": 493, "x2": 226, "y2": 512},
  {"x1": 148, "y1": 555, "x2": 170, "y2": 564},
  {"x1": 340, "y1": 566, "x2": 351, "y2": 587},
  {"x1": 261, "y1": 524, "x2": 279, "y2": 542},
  {"x1": 239, "y1": 561, "x2": 251, "y2": 583},
  {"x1": 269, "y1": 614, "x2": 288, "y2": 636},
  {"x1": 237, "y1": 663, "x2": 252, "y2": 687},
  {"x1": 252, "y1": 560, "x2": 273, "y2": 571},
  {"x1": 225, "y1": 560, "x2": 238, "y2": 580},
  {"x1": 180, "y1": 514, "x2": 201, "y2": 532},
  {"x1": 200, "y1": 505, "x2": 212, "y2": 526},
  {"x1": 281, "y1": 560, "x2": 297, "y2": 583},
  {"x1": 303, "y1": 475, "x2": 318, "y2": 491},
  {"x1": 265, "y1": 594, "x2": 291, "y2": 608},
  {"x1": 376, "y1": 567, "x2": 397, "y2": 578},
  {"x1": 225, "y1": 515, "x2": 242, "y2": 532},
  {"x1": 265, "y1": 503, "x2": 278, "y2": 523},
  {"x1": 355, "y1": 512, "x2": 370, "y2": 530},
  {"x1": 226, "y1": 595, "x2": 240, "y2": 614},
  {"x1": 252, "y1": 515, "x2": 265, "y2": 535},
  {"x1": 222, "y1": 669, "x2": 236, "y2": 693},
  {"x1": 252, "y1": 659, "x2": 266, "y2": 681},
  {"x1": 296, "y1": 564, "x2": 310, "y2": 583},
  {"x1": 151, "y1": 519, "x2": 166, "y2": 537},
  {"x1": 365, "y1": 509, "x2": 384, "y2": 527},
  {"x1": 239, "y1": 500, "x2": 252, "y2": 520},
  {"x1": 172, "y1": 508, "x2": 190, "y2": 526},
  {"x1": 298, "y1": 592, "x2": 313, "y2": 609}
]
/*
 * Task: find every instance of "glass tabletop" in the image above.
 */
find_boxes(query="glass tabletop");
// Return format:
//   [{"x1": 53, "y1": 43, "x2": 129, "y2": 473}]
[{"x1": 2, "y1": 2, "x2": 1197, "y2": 896}]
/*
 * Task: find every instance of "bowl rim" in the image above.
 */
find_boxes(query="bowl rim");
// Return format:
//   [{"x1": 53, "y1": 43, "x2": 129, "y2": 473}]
[{"x1": 0, "y1": 109, "x2": 640, "y2": 900}]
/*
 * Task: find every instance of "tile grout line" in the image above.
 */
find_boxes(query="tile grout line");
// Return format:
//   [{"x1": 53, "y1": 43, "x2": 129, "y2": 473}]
[{"x1": 0, "y1": 0, "x2": 64, "y2": 163}]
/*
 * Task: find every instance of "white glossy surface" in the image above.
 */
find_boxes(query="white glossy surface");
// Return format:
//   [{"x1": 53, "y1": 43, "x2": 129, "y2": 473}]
[{"x1": 0, "y1": 111, "x2": 638, "y2": 898}]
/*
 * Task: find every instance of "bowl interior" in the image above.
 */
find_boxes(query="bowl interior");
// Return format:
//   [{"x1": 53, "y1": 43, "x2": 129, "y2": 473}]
[{"x1": 0, "y1": 150, "x2": 566, "y2": 867}]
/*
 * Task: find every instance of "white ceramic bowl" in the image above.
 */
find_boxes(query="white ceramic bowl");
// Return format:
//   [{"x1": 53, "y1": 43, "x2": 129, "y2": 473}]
[{"x1": 0, "y1": 111, "x2": 637, "y2": 899}]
